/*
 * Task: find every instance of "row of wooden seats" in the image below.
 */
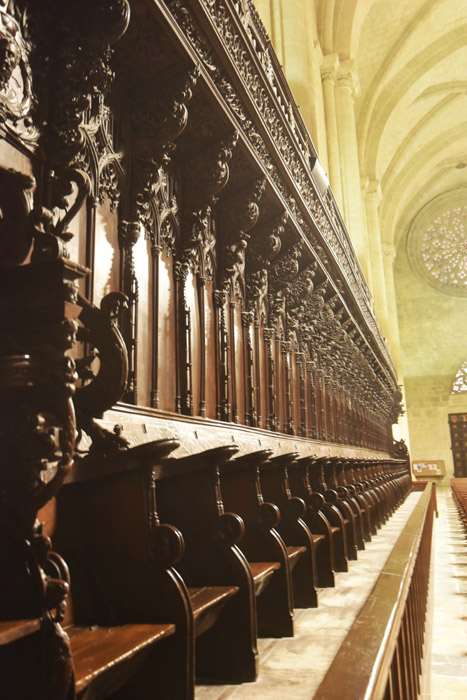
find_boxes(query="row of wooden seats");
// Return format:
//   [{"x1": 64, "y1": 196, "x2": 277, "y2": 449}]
[
  {"x1": 6, "y1": 444, "x2": 409, "y2": 699},
  {"x1": 451, "y1": 477, "x2": 467, "y2": 531}
]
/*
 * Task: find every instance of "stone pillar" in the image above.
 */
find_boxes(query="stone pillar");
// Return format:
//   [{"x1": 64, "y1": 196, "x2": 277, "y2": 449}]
[
  {"x1": 363, "y1": 178, "x2": 390, "y2": 340},
  {"x1": 336, "y1": 60, "x2": 370, "y2": 283},
  {"x1": 382, "y1": 242, "x2": 410, "y2": 447},
  {"x1": 279, "y1": 0, "x2": 315, "y2": 140},
  {"x1": 270, "y1": 0, "x2": 285, "y2": 64},
  {"x1": 320, "y1": 54, "x2": 343, "y2": 211},
  {"x1": 254, "y1": 0, "x2": 273, "y2": 38}
]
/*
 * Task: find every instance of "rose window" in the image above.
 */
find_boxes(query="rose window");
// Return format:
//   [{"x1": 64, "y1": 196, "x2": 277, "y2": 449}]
[{"x1": 421, "y1": 206, "x2": 467, "y2": 291}]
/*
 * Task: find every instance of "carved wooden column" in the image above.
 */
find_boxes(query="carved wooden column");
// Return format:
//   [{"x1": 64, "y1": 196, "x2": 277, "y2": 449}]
[
  {"x1": 282, "y1": 340, "x2": 294, "y2": 435},
  {"x1": 119, "y1": 220, "x2": 140, "y2": 403},
  {"x1": 263, "y1": 327, "x2": 277, "y2": 431},
  {"x1": 0, "y1": 256, "x2": 86, "y2": 700},
  {"x1": 246, "y1": 211, "x2": 287, "y2": 430},
  {"x1": 116, "y1": 13, "x2": 199, "y2": 404},
  {"x1": 254, "y1": 314, "x2": 263, "y2": 426},
  {"x1": 180, "y1": 131, "x2": 239, "y2": 417},
  {"x1": 296, "y1": 351, "x2": 307, "y2": 437},
  {"x1": 174, "y1": 261, "x2": 191, "y2": 414},
  {"x1": 306, "y1": 359, "x2": 317, "y2": 439},
  {"x1": 150, "y1": 243, "x2": 162, "y2": 407},
  {"x1": 215, "y1": 289, "x2": 231, "y2": 421},
  {"x1": 242, "y1": 310, "x2": 257, "y2": 426},
  {"x1": 217, "y1": 177, "x2": 265, "y2": 423}
]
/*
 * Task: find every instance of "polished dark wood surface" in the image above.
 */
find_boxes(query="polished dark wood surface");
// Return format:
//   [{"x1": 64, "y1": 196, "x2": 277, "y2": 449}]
[{"x1": 0, "y1": 0, "x2": 413, "y2": 697}]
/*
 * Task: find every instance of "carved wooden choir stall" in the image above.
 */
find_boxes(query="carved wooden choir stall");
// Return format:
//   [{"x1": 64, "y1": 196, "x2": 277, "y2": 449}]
[{"x1": 0, "y1": 1, "x2": 415, "y2": 699}]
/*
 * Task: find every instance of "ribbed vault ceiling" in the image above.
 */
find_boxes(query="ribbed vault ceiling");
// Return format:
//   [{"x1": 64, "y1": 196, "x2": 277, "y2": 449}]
[{"x1": 317, "y1": 0, "x2": 467, "y2": 253}]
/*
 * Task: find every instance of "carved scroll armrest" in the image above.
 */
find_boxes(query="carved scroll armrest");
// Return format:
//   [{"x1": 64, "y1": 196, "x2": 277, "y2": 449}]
[
  {"x1": 215, "y1": 512, "x2": 245, "y2": 546},
  {"x1": 149, "y1": 523, "x2": 185, "y2": 569},
  {"x1": 324, "y1": 489, "x2": 338, "y2": 504},
  {"x1": 258, "y1": 502, "x2": 281, "y2": 530},
  {"x1": 308, "y1": 492, "x2": 325, "y2": 510},
  {"x1": 286, "y1": 496, "x2": 306, "y2": 520}
]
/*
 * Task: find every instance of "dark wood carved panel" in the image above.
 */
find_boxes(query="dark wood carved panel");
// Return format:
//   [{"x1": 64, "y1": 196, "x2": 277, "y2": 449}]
[{"x1": 0, "y1": 1, "x2": 408, "y2": 691}]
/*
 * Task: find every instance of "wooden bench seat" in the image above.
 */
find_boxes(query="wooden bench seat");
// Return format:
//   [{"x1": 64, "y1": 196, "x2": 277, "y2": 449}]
[
  {"x1": 249, "y1": 562, "x2": 281, "y2": 597},
  {"x1": 352, "y1": 459, "x2": 383, "y2": 531},
  {"x1": 58, "y1": 439, "x2": 257, "y2": 689},
  {"x1": 259, "y1": 452, "x2": 320, "y2": 608},
  {"x1": 56, "y1": 438, "x2": 197, "y2": 699},
  {"x1": 288, "y1": 456, "x2": 339, "y2": 583},
  {"x1": 305, "y1": 456, "x2": 350, "y2": 570},
  {"x1": 220, "y1": 450, "x2": 299, "y2": 638},
  {"x1": 286, "y1": 545, "x2": 308, "y2": 567},
  {"x1": 188, "y1": 586, "x2": 239, "y2": 638},
  {"x1": 330, "y1": 457, "x2": 366, "y2": 550},
  {"x1": 155, "y1": 444, "x2": 259, "y2": 683},
  {"x1": 320, "y1": 457, "x2": 359, "y2": 559},
  {"x1": 69, "y1": 622, "x2": 176, "y2": 697},
  {"x1": 344, "y1": 459, "x2": 377, "y2": 538}
]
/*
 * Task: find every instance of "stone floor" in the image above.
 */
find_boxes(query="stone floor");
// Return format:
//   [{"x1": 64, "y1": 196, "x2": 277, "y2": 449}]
[
  {"x1": 427, "y1": 487, "x2": 467, "y2": 700},
  {"x1": 196, "y1": 491, "x2": 423, "y2": 700}
]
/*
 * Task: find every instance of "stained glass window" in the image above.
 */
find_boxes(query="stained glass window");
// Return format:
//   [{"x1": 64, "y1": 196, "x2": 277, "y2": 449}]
[
  {"x1": 421, "y1": 206, "x2": 467, "y2": 291},
  {"x1": 452, "y1": 360, "x2": 467, "y2": 394}
]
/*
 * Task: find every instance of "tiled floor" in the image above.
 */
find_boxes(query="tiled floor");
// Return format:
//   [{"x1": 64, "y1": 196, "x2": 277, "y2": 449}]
[
  {"x1": 428, "y1": 488, "x2": 467, "y2": 700},
  {"x1": 196, "y1": 491, "x2": 422, "y2": 700}
]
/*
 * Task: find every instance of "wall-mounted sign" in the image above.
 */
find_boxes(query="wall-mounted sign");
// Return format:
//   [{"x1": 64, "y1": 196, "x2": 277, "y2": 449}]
[{"x1": 412, "y1": 460, "x2": 445, "y2": 477}]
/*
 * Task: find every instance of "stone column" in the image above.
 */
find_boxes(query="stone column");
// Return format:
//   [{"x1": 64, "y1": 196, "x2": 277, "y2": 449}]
[
  {"x1": 279, "y1": 0, "x2": 314, "y2": 137},
  {"x1": 336, "y1": 59, "x2": 370, "y2": 282},
  {"x1": 254, "y1": 0, "x2": 273, "y2": 38},
  {"x1": 320, "y1": 54, "x2": 343, "y2": 211},
  {"x1": 270, "y1": 0, "x2": 285, "y2": 64},
  {"x1": 363, "y1": 179, "x2": 390, "y2": 340},
  {"x1": 382, "y1": 242, "x2": 410, "y2": 446}
]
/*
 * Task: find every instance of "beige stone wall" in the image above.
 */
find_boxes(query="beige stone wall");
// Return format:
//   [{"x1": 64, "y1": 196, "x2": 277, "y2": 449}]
[{"x1": 395, "y1": 248, "x2": 467, "y2": 483}]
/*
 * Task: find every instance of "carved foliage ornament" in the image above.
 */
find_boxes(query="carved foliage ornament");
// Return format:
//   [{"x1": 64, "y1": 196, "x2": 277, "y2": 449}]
[
  {"x1": 26, "y1": 0, "x2": 130, "y2": 248},
  {"x1": 0, "y1": 255, "x2": 87, "y2": 699},
  {"x1": 168, "y1": 0, "x2": 391, "y2": 373},
  {"x1": 0, "y1": 0, "x2": 38, "y2": 143}
]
